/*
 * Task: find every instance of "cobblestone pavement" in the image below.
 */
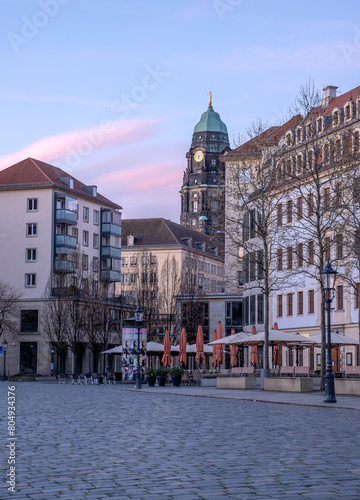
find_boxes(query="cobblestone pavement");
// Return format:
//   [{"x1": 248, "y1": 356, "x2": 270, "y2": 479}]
[{"x1": 1, "y1": 383, "x2": 360, "y2": 499}]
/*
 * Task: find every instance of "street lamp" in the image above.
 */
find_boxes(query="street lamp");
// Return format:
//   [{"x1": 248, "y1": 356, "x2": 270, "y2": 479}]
[
  {"x1": 320, "y1": 262, "x2": 337, "y2": 403},
  {"x1": 135, "y1": 306, "x2": 144, "y2": 389},
  {"x1": 2, "y1": 338, "x2": 8, "y2": 382}
]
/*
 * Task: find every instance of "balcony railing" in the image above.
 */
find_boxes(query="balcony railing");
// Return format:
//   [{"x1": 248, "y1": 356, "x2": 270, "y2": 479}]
[
  {"x1": 56, "y1": 209, "x2": 77, "y2": 225},
  {"x1": 101, "y1": 269, "x2": 121, "y2": 282},
  {"x1": 101, "y1": 246, "x2": 121, "y2": 259},
  {"x1": 54, "y1": 260, "x2": 77, "y2": 273},
  {"x1": 101, "y1": 223, "x2": 122, "y2": 236},
  {"x1": 55, "y1": 234, "x2": 77, "y2": 249}
]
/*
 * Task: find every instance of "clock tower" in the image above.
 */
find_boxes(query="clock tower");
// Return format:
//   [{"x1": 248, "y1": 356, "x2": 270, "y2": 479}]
[{"x1": 180, "y1": 93, "x2": 230, "y2": 235}]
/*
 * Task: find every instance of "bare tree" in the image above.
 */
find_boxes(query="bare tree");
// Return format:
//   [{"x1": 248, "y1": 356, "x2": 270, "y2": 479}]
[
  {"x1": 0, "y1": 280, "x2": 21, "y2": 340},
  {"x1": 157, "y1": 255, "x2": 181, "y2": 337}
]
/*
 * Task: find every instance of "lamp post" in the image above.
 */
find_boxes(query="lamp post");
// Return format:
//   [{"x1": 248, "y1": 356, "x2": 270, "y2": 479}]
[
  {"x1": 135, "y1": 306, "x2": 144, "y2": 389},
  {"x1": 320, "y1": 262, "x2": 337, "y2": 403},
  {"x1": 2, "y1": 338, "x2": 8, "y2": 382}
]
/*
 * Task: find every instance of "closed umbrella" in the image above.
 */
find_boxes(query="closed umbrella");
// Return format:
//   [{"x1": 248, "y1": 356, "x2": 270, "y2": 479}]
[
  {"x1": 212, "y1": 329, "x2": 218, "y2": 367},
  {"x1": 250, "y1": 325, "x2": 257, "y2": 367},
  {"x1": 161, "y1": 330, "x2": 172, "y2": 367},
  {"x1": 230, "y1": 329, "x2": 238, "y2": 367},
  {"x1": 273, "y1": 323, "x2": 280, "y2": 367},
  {"x1": 195, "y1": 325, "x2": 205, "y2": 366},
  {"x1": 217, "y1": 321, "x2": 223, "y2": 367},
  {"x1": 178, "y1": 327, "x2": 187, "y2": 367}
]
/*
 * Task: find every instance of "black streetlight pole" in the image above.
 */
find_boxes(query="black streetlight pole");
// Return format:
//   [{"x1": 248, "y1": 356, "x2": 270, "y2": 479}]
[
  {"x1": 135, "y1": 306, "x2": 144, "y2": 389},
  {"x1": 320, "y1": 262, "x2": 337, "y2": 403},
  {"x1": 2, "y1": 338, "x2": 8, "y2": 382}
]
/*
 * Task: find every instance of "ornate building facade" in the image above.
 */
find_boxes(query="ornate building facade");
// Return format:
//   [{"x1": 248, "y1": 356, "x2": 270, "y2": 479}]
[{"x1": 180, "y1": 93, "x2": 230, "y2": 235}]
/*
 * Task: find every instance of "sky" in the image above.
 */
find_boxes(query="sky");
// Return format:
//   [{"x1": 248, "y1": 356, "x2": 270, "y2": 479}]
[{"x1": 1, "y1": 0, "x2": 360, "y2": 222}]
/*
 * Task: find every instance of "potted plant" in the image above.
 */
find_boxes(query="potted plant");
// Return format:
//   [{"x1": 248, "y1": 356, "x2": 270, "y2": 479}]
[
  {"x1": 156, "y1": 367, "x2": 170, "y2": 387},
  {"x1": 146, "y1": 368, "x2": 157, "y2": 387},
  {"x1": 170, "y1": 367, "x2": 184, "y2": 387}
]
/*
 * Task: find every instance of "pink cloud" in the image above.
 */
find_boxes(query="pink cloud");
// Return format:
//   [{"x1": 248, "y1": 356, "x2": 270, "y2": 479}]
[{"x1": 0, "y1": 118, "x2": 160, "y2": 172}]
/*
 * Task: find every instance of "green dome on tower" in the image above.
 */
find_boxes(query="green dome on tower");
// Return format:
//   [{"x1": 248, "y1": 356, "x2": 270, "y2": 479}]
[{"x1": 193, "y1": 92, "x2": 228, "y2": 134}]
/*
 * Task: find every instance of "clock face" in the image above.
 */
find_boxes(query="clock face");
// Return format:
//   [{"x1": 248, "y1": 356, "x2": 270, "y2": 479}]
[{"x1": 194, "y1": 150, "x2": 204, "y2": 163}]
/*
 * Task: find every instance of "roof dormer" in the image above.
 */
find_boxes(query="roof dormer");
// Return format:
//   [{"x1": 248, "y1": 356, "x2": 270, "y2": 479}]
[{"x1": 332, "y1": 107, "x2": 343, "y2": 128}]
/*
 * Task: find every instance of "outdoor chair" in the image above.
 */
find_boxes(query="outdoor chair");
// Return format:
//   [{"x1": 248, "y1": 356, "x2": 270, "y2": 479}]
[
  {"x1": 106, "y1": 373, "x2": 116, "y2": 384},
  {"x1": 85, "y1": 373, "x2": 94, "y2": 384},
  {"x1": 182, "y1": 370, "x2": 191, "y2": 386},
  {"x1": 79, "y1": 374, "x2": 87, "y2": 384},
  {"x1": 57, "y1": 373, "x2": 66, "y2": 384},
  {"x1": 192, "y1": 370, "x2": 201, "y2": 386}
]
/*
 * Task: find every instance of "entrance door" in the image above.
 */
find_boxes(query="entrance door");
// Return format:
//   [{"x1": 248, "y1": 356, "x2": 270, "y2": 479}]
[
  {"x1": 20, "y1": 342, "x2": 37, "y2": 373},
  {"x1": 332, "y1": 347, "x2": 341, "y2": 374}
]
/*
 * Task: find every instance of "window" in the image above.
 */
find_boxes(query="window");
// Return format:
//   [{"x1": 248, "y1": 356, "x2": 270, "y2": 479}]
[
  {"x1": 308, "y1": 290, "x2": 315, "y2": 314},
  {"x1": 142, "y1": 256, "x2": 148, "y2": 266},
  {"x1": 238, "y1": 271, "x2": 243, "y2": 286},
  {"x1": 297, "y1": 291, "x2": 304, "y2": 315},
  {"x1": 83, "y1": 207, "x2": 89, "y2": 222},
  {"x1": 130, "y1": 257, "x2": 137, "y2": 267},
  {"x1": 323, "y1": 187, "x2": 331, "y2": 211},
  {"x1": 250, "y1": 295, "x2": 256, "y2": 324},
  {"x1": 191, "y1": 219, "x2": 196, "y2": 226},
  {"x1": 307, "y1": 150, "x2": 314, "y2": 169},
  {"x1": 324, "y1": 236, "x2": 331, "y2": 262},
  {"x1": 130, "y1": 273, "x2": 136, "y2": 284},
  {"x1": 142, "y1": 272, "x2": 148, "y2": 284},
  {"x1": 286, "y1": 133, "x2": 292, "y2": 147},
  {"x1": 26, "y1": 223, "x2": 37, "y2": 237},
  {"x1": 336, "y1": 285, "x2": 344, "y2": 310},
  {"x1": 20, "y1": 310, "x2": 38, "y2": 332},
  {"x1": 93, "y1": 210, "x2": 99, "y2": 225},
  {"x1": 250, "y1": 209, "x2": 256, "y2": 238},
  {"x1": 26, "y1": 248, "x2": 37, "y2": 262},
  {"x1": 335, "y1": 138, "x2": 342, "y2": 160},
  {"x1": 121, "y1": 273, "x2": 128, "y2": 284},
  {"x1": 286, "y1": 246, "x2": 293, "y2": 270},
  {"x1": 27, "y1": 198, "x2": 38, "y2": 211},
  {"x1": 82, "y1": 254, "x2": 88, "y2": 270},
  {"x1": 287, "y1": 293, "x2": 293, "y2": 316},
  {"x1": 296, "y1": 154, "x2": 303, "y2": 174},
  {"x1": 307, "y1": 193, "x2": 314, "y2": 217},
  {"x1": 257, "y1": 250, "x2": 264, "y2": 279},
  {"x1": 335, "y1": 234, "x2": 343, "y2": 260},
  {"x1": 277, "y1": 248, "x2": 283, "y2": 271},
  {"x1": 297, "y1": 243, "x2": 304, "y2": 268},
  {"x1": 83, "y1": 230, "x2": 89, "y2": 246},
  {"x1": 345, "y1": 104, "x2": 351, "y2": 120},
  {"x1": 296, "y1": 127, "x2": 302, "y2": 143},
  {"x1": 151, "y1": 255, "x2": 157, "y2": 266},
  {"x1": 249, "y1": 253, "x2": 256, "y2": 281},
  {"x1": 25, "y1": 274, "x2": 36, "y2": 287},
  {"x1": 72, "y1": 227, "x2": 78, "y2": 243},
  {"x1": 277, "y1": 295, "x2": 283, "y2": 317},
  {"x1": 93, "y1": 233, "x2": 99, "y2": 249},
  {"x1": 93, "y1": 257, "x2": 99, "y2": 272},
  {"x1": 317, "y1": 117, "x2": 324, "y2": 133},
  {"x1": 355, "y1": 283, "x2": 360, "y2": 309},
  {"x1": 257, "y1": 294, "x2": 264, "y2": 324},
  {"x1": 333, "y1": 110, "x2": 339, "y2": 127},
  {"x1": 286, "y1": 199, "x2": 293, "y2": 224},
  {"x1": 354, "y1": 131, "x2": 360, "y2": 153},
  {"x1": 121, "y1": 257, "x2": 128, "y2": 267},
  {"x1": 323, "y1": 143, "x2": 330, "y2": 163},
  {"x1": 308, "y1": 240, "x2": 315, "y2": 265},
  {"x1": 286, "y1": 158, "x2": 292, "y2": 176},
  {"x1": 306, "y1": 122, "x2": 313, "y2": 138},
  {"x1": 296, "y1": 197, "x2": 303, "y2": 220},
  {"x1": 150, "y1": 272, "x2": 157, "y2": 284},
  {"x1": 277, "y1": 203, "x2": 283, "y2": 227},
  {"x1": 192, "y1": 200, "x2": 198, "y2": 212}
]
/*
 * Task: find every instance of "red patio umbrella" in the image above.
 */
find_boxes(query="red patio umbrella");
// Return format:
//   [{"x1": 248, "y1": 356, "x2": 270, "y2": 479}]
[
  {"x1": 178, "y1": 327, "x2": 187, "y2": 367},
  {"x1": 195, "y1": 325, "x2": 205, "y2": 366},
  {"x1": 250, "y1": 325, "x2": 257, "y2": 367},
  {"x1": 212, "y1": 329, "x2": 218, "y2": 367},
  {"x1": 217, "y1": 321, "x2": 223, "y2": 367},
  {"x1": 161, "y1": 330, "x2": 172, "y2": 367},
  {"x1": 230, "y1": 329, "x2": 238, "y2": 367},
  {"x1": 273, "y1": 323, "x2": 280, "y2": 366}
]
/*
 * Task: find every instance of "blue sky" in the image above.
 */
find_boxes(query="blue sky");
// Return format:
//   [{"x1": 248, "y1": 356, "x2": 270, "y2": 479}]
[{"x1": 1, "y1": 0, "x2": 359, "y2": 221}]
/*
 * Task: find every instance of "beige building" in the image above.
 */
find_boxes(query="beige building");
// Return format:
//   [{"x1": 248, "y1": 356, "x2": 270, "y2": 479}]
[
  {"x1": 118, "y1": 218, "x2": 226, "y2": 343},
  {"x1": 0, "y1": 158, "x2": 122, "y2": 377}
]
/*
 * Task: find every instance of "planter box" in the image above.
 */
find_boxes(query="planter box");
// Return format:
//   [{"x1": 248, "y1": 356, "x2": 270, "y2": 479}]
[
  {"x1": 335, "y1": 379, "x2": 360, "y2": 395},
  {"x1": 201, "y1": 378, "x2": 217, "y2": 387},
  {"x1": 264, "y1": 377, "x2": 313, "y2": 392},
  {"x1": 217, "y1": 376, "x2": 257, "y2": 390}
]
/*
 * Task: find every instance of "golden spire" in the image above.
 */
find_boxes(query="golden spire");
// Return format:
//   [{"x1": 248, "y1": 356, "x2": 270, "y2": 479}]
[{"x1": 208, "y1": 91, "x2": 212, "y2": 108}]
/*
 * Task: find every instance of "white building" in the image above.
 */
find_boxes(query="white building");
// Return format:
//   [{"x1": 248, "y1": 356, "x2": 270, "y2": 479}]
[{"x1": 0, "y1": 158, "x2": 122, "y2": 376}]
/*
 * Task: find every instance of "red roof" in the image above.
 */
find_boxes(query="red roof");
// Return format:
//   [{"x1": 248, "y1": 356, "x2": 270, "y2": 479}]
[
  {"x1": 223, "y1": 115, "x2": 302, "y2": 159},
  {"x1": 307, "y1": 85, "x2": 360, "y2": 121},
  {"x1": 0, "y1": 157, "x2": 121, "y2": 208}
]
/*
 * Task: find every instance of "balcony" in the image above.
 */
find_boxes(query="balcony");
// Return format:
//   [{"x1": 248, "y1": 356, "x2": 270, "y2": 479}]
[
  {"x1": 101, "y1": 269, "x2": 121, "y2": 282},
  {"x1": 55, "y1": 234, "x2": 77, "y2": 249},
  {"x1": 54, "y1": 260, "x2": 76, "y2": 273},
  {"x1": 101, "y1": 223, "x2": 122, "y2": 236},
  {"x1": 56, "y1": 209, "x2": 77, "y2": 225},
  {"x1": 101, "y1": 246, "x2": 121, "y2": 259}
]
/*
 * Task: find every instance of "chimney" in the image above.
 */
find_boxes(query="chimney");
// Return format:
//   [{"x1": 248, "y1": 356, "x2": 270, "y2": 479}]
[{"x1": 322, "y1": 86, "x2": 338, "y2": 107}]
